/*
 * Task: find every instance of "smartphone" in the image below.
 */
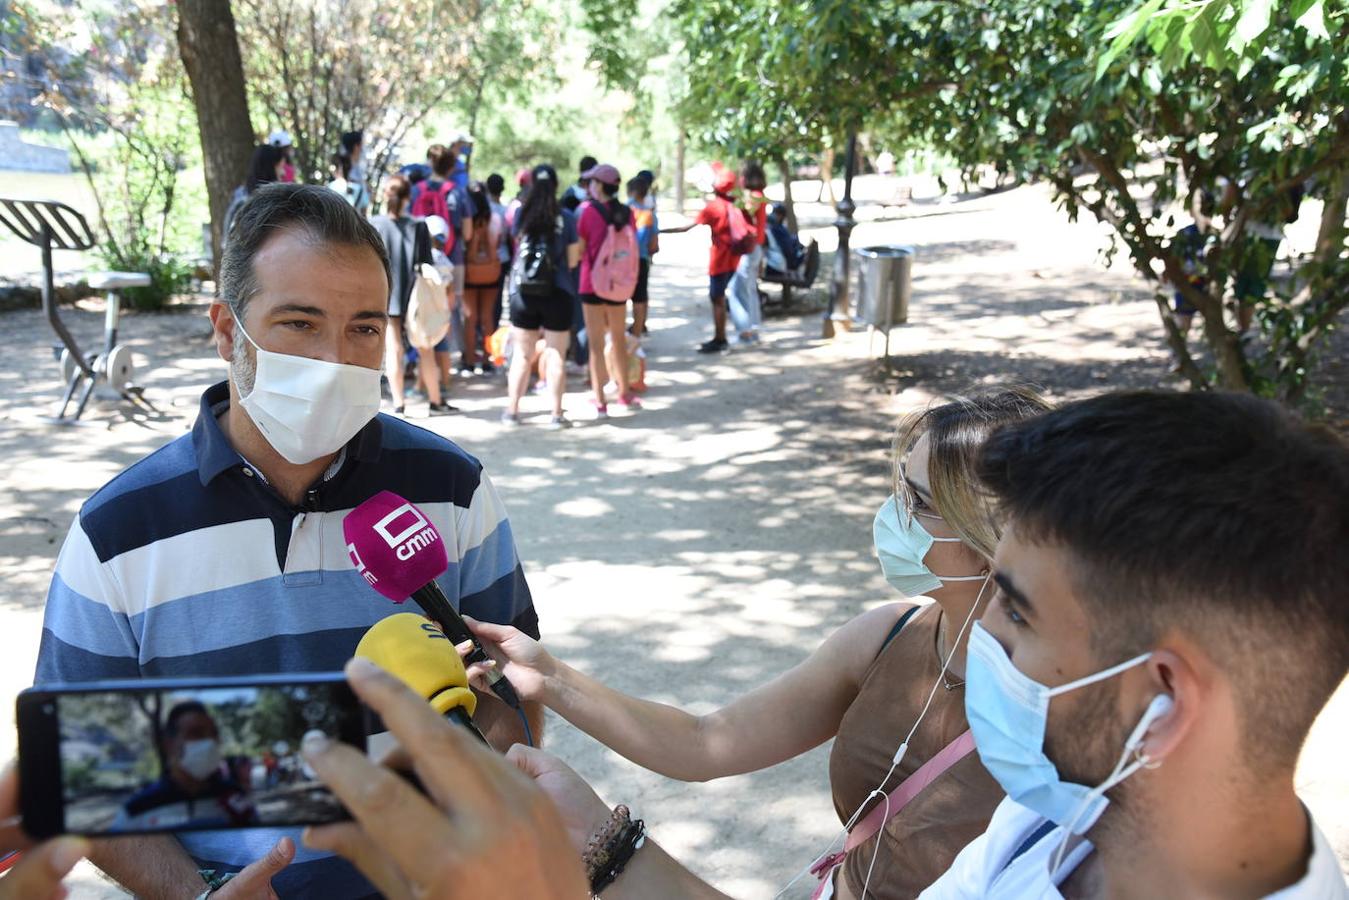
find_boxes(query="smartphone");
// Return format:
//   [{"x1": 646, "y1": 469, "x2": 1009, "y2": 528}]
[{"x1": 17, "y1": 673, "x2": 368, "y2": 839}]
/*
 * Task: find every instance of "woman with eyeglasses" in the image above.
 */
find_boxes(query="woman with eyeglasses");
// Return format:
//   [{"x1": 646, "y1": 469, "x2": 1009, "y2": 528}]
[{"x1": 460, "y1": 386, "x2": 1051, "y2": 899}]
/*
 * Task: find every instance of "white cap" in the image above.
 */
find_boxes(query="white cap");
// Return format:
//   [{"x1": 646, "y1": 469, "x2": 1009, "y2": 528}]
[
  {"x1": 267, "y1": 129, "x2": 293, "y2": 147},
  {"x1": 423, "y1": 215, "x2": 449, "y2": 242},
  {"x1": 455, "y1": 132, "x2": 474, "y2": 144}
]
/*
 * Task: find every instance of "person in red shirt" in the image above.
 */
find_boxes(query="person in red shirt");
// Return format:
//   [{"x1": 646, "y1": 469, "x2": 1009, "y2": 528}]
[{"x1": 662, "y1": 169, "x2": 742, "y2": 353}]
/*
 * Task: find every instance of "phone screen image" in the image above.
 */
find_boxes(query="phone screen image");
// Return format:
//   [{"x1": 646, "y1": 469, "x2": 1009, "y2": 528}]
[{"x1": 49, "y1": 680, "x2": 360, "y2": 835}]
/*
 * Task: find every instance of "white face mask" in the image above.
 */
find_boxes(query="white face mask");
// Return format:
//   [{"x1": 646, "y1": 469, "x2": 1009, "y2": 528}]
[
  {"x1": 178, "y1": 738, "x2": 222, "y2": 781},
  {"x1": 233, "y1": 318, "x2": 382, "y2": 465}
]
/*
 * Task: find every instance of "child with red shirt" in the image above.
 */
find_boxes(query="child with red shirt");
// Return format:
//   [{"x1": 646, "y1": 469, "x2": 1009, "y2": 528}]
[{"x1": 662, "y1": 169, "x2": 743, "y2": 353}]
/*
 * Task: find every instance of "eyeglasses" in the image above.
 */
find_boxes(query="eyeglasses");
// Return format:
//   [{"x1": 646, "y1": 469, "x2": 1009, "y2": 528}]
[{"x1": 898, "y1": 462, "x2": 950, "y2": 524}]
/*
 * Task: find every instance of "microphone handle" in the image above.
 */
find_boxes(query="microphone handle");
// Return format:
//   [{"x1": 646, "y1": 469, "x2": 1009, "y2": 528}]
[
  {"x1": 410, "y1": 583, "x2": 523, "y2": 709},
  {"x1": 445, "y1": 707, "x2": 490, "y2": 745}
]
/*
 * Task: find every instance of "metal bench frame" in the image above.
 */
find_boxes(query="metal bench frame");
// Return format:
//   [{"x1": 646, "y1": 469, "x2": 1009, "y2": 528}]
[
  {"x1": 0, "y1": 198, "x2": 152, "y2": 422},
  {"x1": 761, "y1": 238, "x2": 821, "y2": 306}
]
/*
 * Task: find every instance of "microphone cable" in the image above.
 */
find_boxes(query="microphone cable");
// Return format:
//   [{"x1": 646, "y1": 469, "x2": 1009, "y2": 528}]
[{"x1": 516, "y1": 706, "x2": 535, "y2": 748}]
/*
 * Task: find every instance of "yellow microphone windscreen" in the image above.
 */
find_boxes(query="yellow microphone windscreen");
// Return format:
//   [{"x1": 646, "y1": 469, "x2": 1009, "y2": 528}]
[{"x1": 355, "y1": 612, "x2": 478, "y2": 718}]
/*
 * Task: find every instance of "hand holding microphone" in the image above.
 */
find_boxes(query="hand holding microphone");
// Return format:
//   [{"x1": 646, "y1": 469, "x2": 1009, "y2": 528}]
[
  {"x1": 356, "y1": 613, "x2": 489, "y2": 745},
  {"x1": 343, "y1": 492, "x2": 522, "y2": 711},
  {"x1": 457, "y1": 617, "x2": 553, "y2": 703}
]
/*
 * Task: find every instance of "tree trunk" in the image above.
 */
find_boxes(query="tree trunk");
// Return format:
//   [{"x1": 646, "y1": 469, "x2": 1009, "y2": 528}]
[
  {"x1": 778, "y1": 157, "x2": 798, "y2": 233},
  {"x1": 1315, "y1": 172, "x2": 1349, "y2": 260},
  {"x1": 819, "y1": 146, "x2": 836, "y2": 204},
  {"x1": 177, "y1": 0, "x2": 255, "y2": 278}
]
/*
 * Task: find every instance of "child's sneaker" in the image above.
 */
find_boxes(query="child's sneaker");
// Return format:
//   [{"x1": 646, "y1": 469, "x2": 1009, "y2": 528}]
[
  {"x1": 616, "y1": 393, "x2": 642, "y2": 410},
  {"x1": 544, "y1": 415, "x2": 573, "y2": 431}
]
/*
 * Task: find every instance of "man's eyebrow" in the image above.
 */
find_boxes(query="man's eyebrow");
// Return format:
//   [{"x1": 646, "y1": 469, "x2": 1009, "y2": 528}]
[
  {"x1": 268, "y1": 303, "x2": 326, "y2": 318},
  {"x1": 993, "y1": 571, "x2": 1034, "y2": 615},
  {"x1": 266, "y1": 304, "x2": 387, "y2": 322}
]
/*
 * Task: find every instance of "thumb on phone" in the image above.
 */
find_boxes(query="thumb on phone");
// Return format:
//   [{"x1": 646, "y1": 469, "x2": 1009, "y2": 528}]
[
  {"x1": 0, "y1": 837, "x2": 88, "y2": 900},
  {"x1": 216, "y1": 836, "x2": 295, "y2": 899}
]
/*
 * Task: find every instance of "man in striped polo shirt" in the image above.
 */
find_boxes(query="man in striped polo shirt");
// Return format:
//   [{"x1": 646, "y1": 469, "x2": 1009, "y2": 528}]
[{"x1": 35, "y1": 184, "x2": 542, "y2": 898}]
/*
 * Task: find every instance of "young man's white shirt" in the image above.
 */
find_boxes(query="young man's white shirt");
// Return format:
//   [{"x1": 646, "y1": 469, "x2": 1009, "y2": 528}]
[{"x1": 919, "y1": 797, "x2": 1347, "y2": 899}]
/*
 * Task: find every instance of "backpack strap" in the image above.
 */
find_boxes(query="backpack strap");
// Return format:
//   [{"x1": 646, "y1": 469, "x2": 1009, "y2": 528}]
[
  {"x1": 594, "y1": 198, "x2": 616, "y2": 226},
  {"x1": 877, "y1": 605, "x2": 921, "y2": 658}
]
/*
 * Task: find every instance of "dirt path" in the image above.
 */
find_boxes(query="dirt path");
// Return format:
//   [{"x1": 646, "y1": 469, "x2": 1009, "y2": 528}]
[{"x1": 1, "y1": 182, "x2": 1342, "y2": 896}]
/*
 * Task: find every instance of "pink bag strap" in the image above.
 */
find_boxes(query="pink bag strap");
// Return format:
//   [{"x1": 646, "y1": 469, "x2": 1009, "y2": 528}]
[
  {"x1": 843, "y1": 729, "x2": 977, "y2": 854},
  {"x1": 808, "y1": 729, "x2": 976, "y2": 897}
]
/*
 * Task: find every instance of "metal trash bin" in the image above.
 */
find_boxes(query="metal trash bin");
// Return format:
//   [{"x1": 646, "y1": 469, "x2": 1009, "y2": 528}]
[{"x1": 854, "y1": 245, "x2": 914, "y2": 329}]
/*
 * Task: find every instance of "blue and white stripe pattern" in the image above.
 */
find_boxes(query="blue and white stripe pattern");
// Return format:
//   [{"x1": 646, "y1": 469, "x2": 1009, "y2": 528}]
[{"x1": 36, "y1": 381, "x2": 538, "y2": 897}]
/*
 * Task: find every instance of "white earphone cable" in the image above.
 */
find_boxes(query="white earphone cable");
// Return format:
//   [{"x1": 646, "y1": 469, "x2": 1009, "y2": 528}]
[{"x1": 779, "y1": 575, "x2": 991, "y2": 899}]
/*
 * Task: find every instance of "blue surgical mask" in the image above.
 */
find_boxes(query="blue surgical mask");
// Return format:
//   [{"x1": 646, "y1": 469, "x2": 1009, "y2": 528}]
[
  {"x1": 873, "y1": 495, "x2": 986, "y2": 597},
  {"x1": 965, "y1": 622, "x2": 1166, "y2": 833}
]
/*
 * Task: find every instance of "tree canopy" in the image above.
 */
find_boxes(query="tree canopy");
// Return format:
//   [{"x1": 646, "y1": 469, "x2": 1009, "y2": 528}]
[{"x1": 659, "y1": 0, "x2": 1349, "y2": 403}]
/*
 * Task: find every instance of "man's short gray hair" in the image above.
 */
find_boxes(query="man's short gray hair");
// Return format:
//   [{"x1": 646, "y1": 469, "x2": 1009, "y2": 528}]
[{"x1": 219, "y1": 183, "x2": 391, "y2": 319}]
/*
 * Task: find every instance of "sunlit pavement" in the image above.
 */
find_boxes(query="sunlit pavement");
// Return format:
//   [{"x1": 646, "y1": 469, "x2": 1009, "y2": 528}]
[{"x1": 2, "y1": 181, "x2": 1343, "y2": 895}]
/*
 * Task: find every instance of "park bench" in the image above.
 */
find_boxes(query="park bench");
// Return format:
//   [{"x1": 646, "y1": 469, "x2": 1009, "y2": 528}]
[
  {"x1": 0, "y1": 197, "x2": 154, "y2": 423},
  {"x1": 761, "y1": 238, "x2": 821, "y2": 306}
]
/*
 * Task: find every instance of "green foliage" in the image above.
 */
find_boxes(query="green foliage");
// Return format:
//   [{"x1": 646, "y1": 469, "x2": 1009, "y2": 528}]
[
  {"x1": 235, "y1": 0, "x2": 559, "y2": 194},
  {"x1": 663, "y1": 0, "x2": 1349, "y2": 404},
  {"x1": 99, "y1": 247, "x2": 194, "y2": 311},
  {"x1": 577, "y1": 0, "x2": 643, "y2": 93},
  {"x1": 1099, "y1": 0, "x2": 1335, "y2": 75},
  {"x1": 919, "y1": 0, "x2": 1349, "y2": 402},
  {"x1": 19, "y1": 1, "x2": 202, "y2": 308}
]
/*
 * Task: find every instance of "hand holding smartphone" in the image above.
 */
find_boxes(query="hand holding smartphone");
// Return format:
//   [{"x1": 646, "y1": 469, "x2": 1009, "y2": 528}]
[{"x1": 16, "y1": 673, "x2": 368, "y2": 839}]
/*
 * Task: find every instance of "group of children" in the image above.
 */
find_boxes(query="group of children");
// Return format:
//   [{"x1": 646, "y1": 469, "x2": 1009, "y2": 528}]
[
  {"x1": 233, "y1": 130, "x2": 810, "y2": 425},
  {"x1": 346, "y1": 147, "x2": 663, "y2": 427}
]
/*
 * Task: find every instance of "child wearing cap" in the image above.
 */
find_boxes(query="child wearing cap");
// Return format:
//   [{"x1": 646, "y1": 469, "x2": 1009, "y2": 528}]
[
  {"x1": 268, "y1": 129, "x2": 296, "y2": 183},
  {"x1": 576, "y1": 163, "x2": 640, "y2": 417},
  {"x1": 661, "y1": 168, "x2": 744, "y2": 353}
]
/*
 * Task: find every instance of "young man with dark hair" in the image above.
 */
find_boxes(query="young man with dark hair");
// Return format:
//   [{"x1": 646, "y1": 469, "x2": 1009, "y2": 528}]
[
  {"x1": 923, "y1": 389, "x2": 1349, "y2": 896},
  {"x1": 300, "y1": 389, "x2": 1347, "y2": 900},
  {"x1": 35, "y1": 183, "x2": 542, "y2": 899}
]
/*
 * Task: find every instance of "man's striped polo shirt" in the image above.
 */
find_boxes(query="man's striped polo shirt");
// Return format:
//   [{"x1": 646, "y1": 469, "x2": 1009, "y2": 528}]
[{"x1": 36, "y1": 381, "x2": 538, "y2": 898}]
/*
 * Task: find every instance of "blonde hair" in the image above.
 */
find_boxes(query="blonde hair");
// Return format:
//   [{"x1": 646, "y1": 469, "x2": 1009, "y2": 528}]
[{"x1": 892, "y1": 386, "x2": 1053, "y2": 561}]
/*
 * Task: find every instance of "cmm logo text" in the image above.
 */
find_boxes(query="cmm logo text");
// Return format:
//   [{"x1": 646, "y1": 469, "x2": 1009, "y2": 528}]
[{"x1": 374, "y1": 503, "x2": 439, "y2": 561}]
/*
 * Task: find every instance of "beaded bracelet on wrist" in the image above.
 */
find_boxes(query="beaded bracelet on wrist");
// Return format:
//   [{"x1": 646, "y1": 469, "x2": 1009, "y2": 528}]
[
  {"x1": 590, "y1": 816, "x2": 646, "y2": 897},
  {"x1": 583, "y1": 805, "x2": 631, "y2": 883}
]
